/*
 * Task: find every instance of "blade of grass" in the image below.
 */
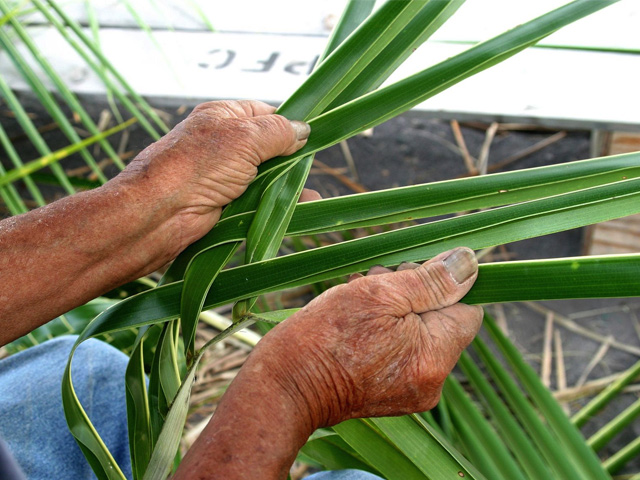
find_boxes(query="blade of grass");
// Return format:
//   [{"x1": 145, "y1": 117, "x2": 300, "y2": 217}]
[
  {"x1": 300, "y1": 431, "x2": 379, "y2": 475},
  {"x1": 253, "y1": 0, "x2": 620, "y2": 179},
  {"x1": 63, "y1": 252, "x2": 640, "y2": 477},
  {"x1": 232, "y1": 0, "x2": 466, "y2": 322},
  {"x1": 91, "y1": 180, "x2": 640, "y2": 331},
  {"x1": 322, "y1": 0, "x2": 374, "y2": 55},
  {"x1": 369, "y1": 414, "x2": 486, "y2": 479},
  {"x1": 142, "y1": 318, "x2": 254, "y2": 480},
  {"x1": 602, "y1": 436, "x2": 640, "y2": 475},
  {"x1": 125, "y1": 329, "x2": 152, "y2": 480},
  {"x1": 84, "y1": 0, "x2": 124, "y2": 123},
  {"x1": 158, "y1": 320, "x2": 181, "y2": 406},
  {"x1": 326, "y1": 0, "x2": 466, "y2": 111},
  {"x1": 332, "y1": 419, "x2": 428, "y2": 480},
  {"x1": 278, "y1": 0, "x2": 426, "y2": 120},
  {"x1": 0, "y1": 125, "x2": 30, "y2": 211}
]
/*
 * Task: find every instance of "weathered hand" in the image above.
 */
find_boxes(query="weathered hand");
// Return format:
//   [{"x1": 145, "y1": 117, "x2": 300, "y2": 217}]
[
  {"x1": 113, "y1": 100, "x2": 310, "y2": 252},
  {"x1": 254, "y1": 247, "x2": 483, "y2": 428}
]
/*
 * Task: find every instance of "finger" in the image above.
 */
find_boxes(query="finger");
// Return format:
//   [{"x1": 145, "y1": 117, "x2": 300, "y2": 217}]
[
  {"x1": 348, "y1": 273, "x2": 364, "y2": 283},
  {"x1": 396, "y1": 247, "x2": 479, "y2": 313},
  {"x1": 396, "y1": 261, "x2": 421, "y2": 271},
  {"x1": 367, "y1": 265, "x2": 393, "y2": 276},
  {"x1": 240, "y1": 114, "x2": 310, "y2": 162},
  {"x1": 192, "y1": 100, "x2": 277, "y2": 118},
  {"x1": 298, "y1": 188, "x2": 322, "y2": 203},
  {"x1": 236, "y1": 99, "x2": 277, "y2": 117},
  {"x1": 420, "y1": 303, "x2": 484, "y2": 352}
]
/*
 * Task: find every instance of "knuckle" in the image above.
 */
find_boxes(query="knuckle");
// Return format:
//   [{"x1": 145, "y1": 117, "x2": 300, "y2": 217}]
[{"x1": 415, "y1": 266, "x2": 456, "y2": 309}]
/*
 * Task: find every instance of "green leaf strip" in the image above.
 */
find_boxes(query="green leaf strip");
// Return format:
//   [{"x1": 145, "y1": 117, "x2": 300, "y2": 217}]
[
  {"x1": 457, "y1": 352, "x2": 553, "y2": 479},
  {"x1": 483, "y1": 314, "x2": 611, "y2": 479},
  {"x1": 253, "y1": 0, "x2": 619, "y2": 180},
  {"x1": 443, "y1": 377, "x2": 526, "y2": 480},
  {"x1": 0, "y1": 119, "x2": 136, "y2": 188},
  {"x1": 174, "y1": 152, "x2": 640, "y2": 280},
  {"x1": 587, "y1": 398, "x2": 640, "y2": 452},
  {"x1": 572, "y1": 359, "x2": 640, "y2": 428}
]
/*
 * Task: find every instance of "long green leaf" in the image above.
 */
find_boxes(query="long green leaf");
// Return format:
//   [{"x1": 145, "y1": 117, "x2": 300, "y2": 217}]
[
  {"x1": 41, "y1": 0, "x2": 168, "y2": 134},
  {"x1": 332, "y1": 419, "x2": 427, "y2": 479},
  {"x1": 279, "y1": 0, "x2": 425, "y2": 120},
  {"x1": 232, "y1": 0, "x2": 466, "y2": 322},
  {"x1": 142, "y1": 318, "x2": 254, "y2": 479},
  {"x1": 0, "y1": 19, "x2": 108, "y2": 184},
  {"x1": 0, "y1": 73, "x2": 75, "y2": 195},
  {"x1": 78, "y1": 177, "x2": 640, "y2": 333},
  {"x1": 472, "y1": 336, "x2": 587, "y2": 479},
  {"x1": 171, "y1": 151, "x2": 640, "y2": 281},
  {"x1": 125, "y1": 330, "x2": 152, "y2": 480},
  {"x1": 483, "y1": 314, "x2": 611, "y2": 480},
  {"x1": 369, "y1": 415, "x2": 485, "y2": 479},
  {"x1": 63, "y1": 252, "x2": 640, "y2": 477},
  {"x1": 0, "y1": 125, "x2": 31, "y2": 212},
  {"x1": 30, "y1": 0, "x2": 163, "y2": 139},
  {"x1": 300, "y1": 430, "x2": 379, "y2": 475},
  {"x1": 252, "y1": 0, "x2": 619, "y2": 180},
  {"x1": 457, "y1": 351, "x2": 554, "y2": 479},
  {"x1": 443, "y1": 377, "x2": 526, "y2": 480},
  {"x1": 602, "y1": 436, "x2": 640, "y2": 474}
]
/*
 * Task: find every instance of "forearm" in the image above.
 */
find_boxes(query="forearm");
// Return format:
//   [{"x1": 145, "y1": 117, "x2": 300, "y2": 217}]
[
  {"x1": 174, "y1": 337, "x2": 316, "y2": 480},
  {"x1": 0, "y1": 179, "x2": 177, "y2": 345}
]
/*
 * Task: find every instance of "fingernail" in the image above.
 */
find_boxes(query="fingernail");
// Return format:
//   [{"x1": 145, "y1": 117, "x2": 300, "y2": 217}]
[
  {"x1": 442, "y1": 248, "x2": 477, "y2": 284},
  {"x1": 367, "y1": 264, "x2": 386, "y2": 275},
  {"x1": 290, "y1": 120, "x2": 311, "y2": 141}
]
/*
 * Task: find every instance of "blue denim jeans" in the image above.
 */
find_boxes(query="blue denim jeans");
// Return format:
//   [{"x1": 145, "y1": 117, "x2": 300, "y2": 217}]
[
  {"x1": 0, "y1": 336, "x2": 132, "y2": 479},
  {"x1": 0, "y1": 336, "x2": 382, "y2": 480}
]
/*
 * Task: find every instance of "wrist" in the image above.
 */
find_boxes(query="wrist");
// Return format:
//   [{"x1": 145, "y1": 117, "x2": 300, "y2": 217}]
[
  {"x1": 176, "y1": 339, "x2": 317, "y2": 479},
  {"x1": 251, "y1": 314, "x2": 361, "y2": 429},
  {"x1": 98, "y1": 174, "x2": 184, "y2": 273}
]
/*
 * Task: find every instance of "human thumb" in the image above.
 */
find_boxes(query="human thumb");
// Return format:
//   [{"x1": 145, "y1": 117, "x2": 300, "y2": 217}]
[{"x1": 400, "y1": 247, "x2": 479, "y2": 313}]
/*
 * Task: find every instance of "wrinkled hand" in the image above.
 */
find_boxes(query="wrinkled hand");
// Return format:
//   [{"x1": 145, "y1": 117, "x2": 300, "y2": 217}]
[
  {"x1": 254, "y1": 247, "x2": 483, "y2": 428},
  {"x1": 113, "y1": 100, "x2": 311, "y2": 252}
]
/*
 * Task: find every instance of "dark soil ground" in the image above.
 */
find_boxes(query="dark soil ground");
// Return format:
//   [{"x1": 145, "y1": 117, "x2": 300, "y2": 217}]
[{"x1": 2, "y1": 94, "x2": 638, "y2": 475}]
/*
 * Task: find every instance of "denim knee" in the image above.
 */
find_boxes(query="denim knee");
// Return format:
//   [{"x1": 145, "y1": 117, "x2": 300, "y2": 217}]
[{"x1": 0, "y1": 335, "x2": 132, "y2": 479}]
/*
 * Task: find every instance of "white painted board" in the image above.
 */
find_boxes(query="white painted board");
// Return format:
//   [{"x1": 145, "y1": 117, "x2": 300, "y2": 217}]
[
  {"x1": 21, "y1": 0, "x2": 640, "y2": 52},
  {"x1": 1, "y1": 27, "x2": 638, "y2": 130}
]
